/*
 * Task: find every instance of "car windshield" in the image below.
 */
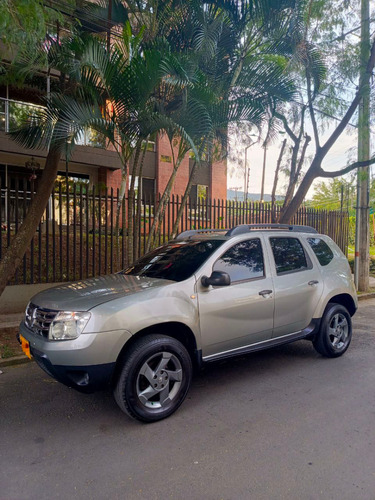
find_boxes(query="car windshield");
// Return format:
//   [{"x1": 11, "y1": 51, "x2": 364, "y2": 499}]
[{"x1": 122, "y1": 240, "x2": 224, "y2": 282}]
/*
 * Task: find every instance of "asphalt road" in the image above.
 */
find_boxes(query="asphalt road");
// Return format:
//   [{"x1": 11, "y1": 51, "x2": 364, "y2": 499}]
[{"x1": 1, "y1": 299, "x2": 375, "y2": 500}]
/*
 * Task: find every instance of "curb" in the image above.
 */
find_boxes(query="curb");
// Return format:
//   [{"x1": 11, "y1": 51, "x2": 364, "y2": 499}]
[
  {"x1": 357, "y1": 292, "x2": 375, "y2": 301},
  {"x1": 2, "y1": 294, "x2": 375, "y2": 369},
  {"x1": 0, "y1": 355, "x2": 33, "y2": 368}
]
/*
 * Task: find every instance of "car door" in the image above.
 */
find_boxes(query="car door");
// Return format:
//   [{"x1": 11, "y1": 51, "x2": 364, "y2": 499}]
[
  {"x1": 267, "y1": 236, "x2": 324, "y2": 338},
  {"x1": 197, "y1": 237, "x2": 275, "y2": 358}
]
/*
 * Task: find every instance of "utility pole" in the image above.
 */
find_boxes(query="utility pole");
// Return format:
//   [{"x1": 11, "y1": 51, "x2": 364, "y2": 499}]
[{"x1": 354, "y1": 0, "x2": 370, "y2": 291}]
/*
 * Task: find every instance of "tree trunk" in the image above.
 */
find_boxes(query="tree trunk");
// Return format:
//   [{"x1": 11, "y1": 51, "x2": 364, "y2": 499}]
[
  {"x1": 282, "y1": 140, "x2": 300, "y2": 209},
  {"x1": 127, "y1": 142, "x2": 142, "y2": 264},
  {"x1": 271, "y1": 138, "x2": 287, "y2": 221},
  {"x1": 171, "y1": 160, "x2": 198, "y2": 238},
  {"x1": 152, "y1": 159, "x2": 183, "y2": 245},
  {"x1": 134, "y1": 141, "x2": 148, "y2": 261},
  {"x1": 279, "y1": 160, "x2": 323, "y2": 223},
  {"x1": 145, "y1": 156, "x2": 183, "y2": 253},
  {"x1": 115, "y1": 165, "x2": 127, "y2": 268},
  {"x1": 0, "y1": 148, "x2": 61, "y2": 297}
]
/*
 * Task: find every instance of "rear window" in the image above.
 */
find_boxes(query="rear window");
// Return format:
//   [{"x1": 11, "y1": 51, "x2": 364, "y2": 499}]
[
  {"x1": 307, "y1": 238, "x2": 334, "y2": 266},
  {"x1": 122, "y1": 240, "x2": 224, "y2": 282}
]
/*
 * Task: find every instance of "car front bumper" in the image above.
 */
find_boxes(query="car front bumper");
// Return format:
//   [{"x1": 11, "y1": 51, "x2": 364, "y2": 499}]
[{"x1": 19, "y1": 322, "x2": 132, "y2": 393}]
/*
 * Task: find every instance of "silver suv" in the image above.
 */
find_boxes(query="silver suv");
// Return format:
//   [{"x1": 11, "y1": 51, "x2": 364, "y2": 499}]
[{"x1": 19, "y1": 224, "x2": 357, "y2": 422}]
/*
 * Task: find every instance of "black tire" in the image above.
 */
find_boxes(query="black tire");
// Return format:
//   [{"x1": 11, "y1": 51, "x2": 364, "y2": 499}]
[
  {"x1": 114, "y1": 334, "x2": 192, "y2": 422},
  {"x1": 313, "y1": 303, "x2": 352, "y2": 358}
]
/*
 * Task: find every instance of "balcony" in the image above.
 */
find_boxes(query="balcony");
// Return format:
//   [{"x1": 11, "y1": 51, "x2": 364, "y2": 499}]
[
  {"x1": 0, "y1": 97, "x2": 107, "y2": 148},
  {"x1": 0, "y1": 97, "x2": 125, "y2": 170}
]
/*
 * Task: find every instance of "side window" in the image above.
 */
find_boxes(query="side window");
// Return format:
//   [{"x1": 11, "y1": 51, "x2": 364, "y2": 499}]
[
  {"x1": 213, "y1": 239, "x2": 264, "y2": 283},
  {"x1": 270, "y1": 237, "x2": 309, "y2": 275},
  {"x1": 307, "y1": 238, "x2": 334, "y2": 266}
]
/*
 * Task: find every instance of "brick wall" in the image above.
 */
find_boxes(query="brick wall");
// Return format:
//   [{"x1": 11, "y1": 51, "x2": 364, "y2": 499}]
[
  {"x1": 156, "y1": 133, "x2": 190, "y2": 197},
  {"x1": 210, "y1": 158, "x2": 227, "y2": 200},
  {"x1": 98, "y1": 167, "x2": 122, "y2": 192},
  {"x1": 156, "y1": 133, "x2": 227, "y2": 200},
  {"x1": 98, "y1": 133, "x2": 227, "y2": 201}
]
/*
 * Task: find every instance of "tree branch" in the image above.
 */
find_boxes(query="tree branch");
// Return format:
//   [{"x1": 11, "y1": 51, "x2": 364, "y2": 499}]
[
  {"x1": 296, "y1": 133, "x2": 311, "y2": 178},
  {"x1": 274, "y1": 110, "x2": 298, "y2": 143},
  {"x1": 271, "y1": 138, "x2": 287, "y2": 216},
  {"x1": 321, "y1": 37, "x2": 375, "y2": 156},
  {"x1": 306, "y1": 70, "x2": 320, "y2": 149},
  {"x1": 320, "y1": 157, "x2": 375, "y2": 178}
]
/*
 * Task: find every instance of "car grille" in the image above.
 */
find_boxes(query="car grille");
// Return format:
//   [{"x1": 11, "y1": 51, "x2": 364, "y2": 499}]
[{"x1": 25, "y1": 303, "x2": 58, "y2": 338}]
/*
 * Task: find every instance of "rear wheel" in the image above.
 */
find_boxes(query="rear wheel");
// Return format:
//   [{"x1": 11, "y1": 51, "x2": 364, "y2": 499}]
[
  {"x1": 313, "y1": 303, "x2": 352, "y2": 358},
  {"x1": 114, "y1": 334, "x2": 192, "y2": 422}
]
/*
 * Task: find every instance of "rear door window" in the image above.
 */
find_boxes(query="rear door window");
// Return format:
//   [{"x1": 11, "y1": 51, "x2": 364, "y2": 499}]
[{"x1": 270, "y1": 237, "x2": 310, "y2": 275}]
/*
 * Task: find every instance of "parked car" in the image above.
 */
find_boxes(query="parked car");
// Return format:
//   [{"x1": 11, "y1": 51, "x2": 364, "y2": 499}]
[{"x1": 19, "y1": 224, "x2": 357, "y2": 422}]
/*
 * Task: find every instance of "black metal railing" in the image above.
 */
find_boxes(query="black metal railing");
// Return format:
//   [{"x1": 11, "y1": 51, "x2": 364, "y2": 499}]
[{"x1": 0, "y1": 182, "x2": 350, "y2": 285}]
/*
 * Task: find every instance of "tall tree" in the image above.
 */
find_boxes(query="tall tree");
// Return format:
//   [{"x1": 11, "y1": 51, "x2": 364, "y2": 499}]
[{"x1": 268, "y1": 0, "x2": 375, "y2": 223}]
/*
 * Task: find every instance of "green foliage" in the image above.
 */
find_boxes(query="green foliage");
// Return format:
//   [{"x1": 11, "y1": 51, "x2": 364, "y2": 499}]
[
  {"x1": 0, "y1": 0, "x2": 73, "y2": 83},
  {"x1": 308, "y1": 177, "x2": 375, "y2": 248},
  {"x1": 0, "y1": 0, "x2": 64, "y2": 44},
  {"x1": 308, "y1": 177, "x2": 356, "y2": 212}
]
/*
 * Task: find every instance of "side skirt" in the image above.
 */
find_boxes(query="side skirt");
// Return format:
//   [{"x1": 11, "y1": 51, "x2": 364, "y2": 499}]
[{"x1": 201, "y1": 319, "x2": 321, "y2": 364}]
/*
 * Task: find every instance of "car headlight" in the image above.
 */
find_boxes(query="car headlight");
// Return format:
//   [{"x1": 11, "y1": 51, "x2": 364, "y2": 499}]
[{"x1": 49, "y1": 311, "x2": 91, "y2": 340}]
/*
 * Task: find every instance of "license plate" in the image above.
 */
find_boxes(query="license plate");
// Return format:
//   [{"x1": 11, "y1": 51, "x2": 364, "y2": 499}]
[{"x1": 20, "y1": 335, "x2": 32, "y2": 359}]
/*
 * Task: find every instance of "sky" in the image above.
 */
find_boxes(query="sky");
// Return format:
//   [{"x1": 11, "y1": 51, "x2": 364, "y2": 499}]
[{"x1": 228, "y1": 123, "x2": 366, "y2": 201}]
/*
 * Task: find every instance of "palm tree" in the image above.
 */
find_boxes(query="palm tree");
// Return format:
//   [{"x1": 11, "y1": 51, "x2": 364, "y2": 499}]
[
  {"x1": 0, "y1": 0, "x2": 299, "y2": 297},
  {"x1": 165, "y1": 0, "x2": 298, "y2": 236}
]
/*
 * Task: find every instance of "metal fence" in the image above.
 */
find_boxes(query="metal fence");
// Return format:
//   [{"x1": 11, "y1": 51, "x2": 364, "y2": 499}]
[{"x1": 0, "y1": 182, "x2": 349, "y2": 285}]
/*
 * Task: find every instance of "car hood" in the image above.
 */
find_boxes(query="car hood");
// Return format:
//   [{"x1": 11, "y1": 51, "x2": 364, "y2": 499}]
[{"x1": 30, "y1": 274, "x2": 173, "y2": 311}]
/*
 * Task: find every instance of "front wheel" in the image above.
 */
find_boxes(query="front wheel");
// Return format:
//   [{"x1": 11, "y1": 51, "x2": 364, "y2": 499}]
[
  {"x1": 313, "y1": 303, "x2": 352, "y2": 358},
  {"x1": 114, "y1": 334, "x2": 192, "y2": 422}
]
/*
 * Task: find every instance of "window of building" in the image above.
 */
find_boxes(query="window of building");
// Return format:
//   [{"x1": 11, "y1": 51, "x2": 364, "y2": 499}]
[
  {"x1": 307, "y1": 238, "x2": 334, "y2": 266},
  {"x1": 142, "y1": 178, "x2": 155, "y2": 204},
  {"x1": 270, "y1": 237, "x2": 309, "y2": 275},
  {"x1": 0, "y1": 164, "x2": 35, "y2": 223},
  {"x1": 56, "y1": 172, "x2": 90, "y2": 194},
  {"x1": 191, "y1": 184, "x2": 209, "y2": 204},
  {"x1": 75, "y1": 128, "x2": 106, "y2": 148},
  {"x1": 213, "y1": 239, "x2": 265, "y2": 283},
  {"x1": 142, "y1": 140, "x2": 155, "y2": 152},
  {"x1": 0, "y1": 99, "x2": 5, "y2": 132}
]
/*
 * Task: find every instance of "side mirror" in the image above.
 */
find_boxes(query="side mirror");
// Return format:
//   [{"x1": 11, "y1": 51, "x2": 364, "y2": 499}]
[{"x1": 201, "y1": 271, "x2": 231, "y2": 288}]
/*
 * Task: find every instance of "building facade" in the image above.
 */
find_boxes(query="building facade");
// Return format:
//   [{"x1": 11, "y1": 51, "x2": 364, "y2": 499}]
[{"x1": 0, "y1": 81, "x2": 227, "y2": 223}]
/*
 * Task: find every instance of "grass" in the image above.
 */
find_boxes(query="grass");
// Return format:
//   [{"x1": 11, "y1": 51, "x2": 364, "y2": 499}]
[
  {"x1": 0, "y1": 327, "x2": 23, "y2": 359},
  {"x1": 347, "y1": 246, "x2": 375, "y2": 257}
]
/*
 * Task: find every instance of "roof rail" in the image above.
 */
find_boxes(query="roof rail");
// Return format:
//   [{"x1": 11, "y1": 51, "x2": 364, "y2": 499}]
[
  {"x1": 225, "y1": 224, "x2": 318, "y2": 236},
  {"x1": 175, "y1": 229, "x2": 227, "y2": 240}
]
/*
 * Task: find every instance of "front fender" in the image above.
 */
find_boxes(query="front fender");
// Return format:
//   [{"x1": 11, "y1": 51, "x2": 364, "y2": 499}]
[{"x1": 85, "y1": 279, "x2": 201, "y2": 348}]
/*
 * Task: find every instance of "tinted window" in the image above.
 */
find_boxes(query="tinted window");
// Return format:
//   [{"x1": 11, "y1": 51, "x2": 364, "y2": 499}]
[
  {"x1": 307, "y1": 238, "x2": 334, "y2": 266},
  {"x1": 270, "y1": 237, "x2": 308, "y2": 275},
  {"x1": 122, "y1": 240, "x2": 223, "y2": 282},
  {"x1": 213, "y1": 239, "x2": 264, "y2": 282}
]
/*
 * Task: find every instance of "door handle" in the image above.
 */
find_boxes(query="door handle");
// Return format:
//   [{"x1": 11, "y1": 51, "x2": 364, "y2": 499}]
[
  {"x1": 308, "y1": 280, "x2": 319, "y2": 286},
  {"x1": 259, "y1": 289, "x2": 273, "y2": 297}
]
